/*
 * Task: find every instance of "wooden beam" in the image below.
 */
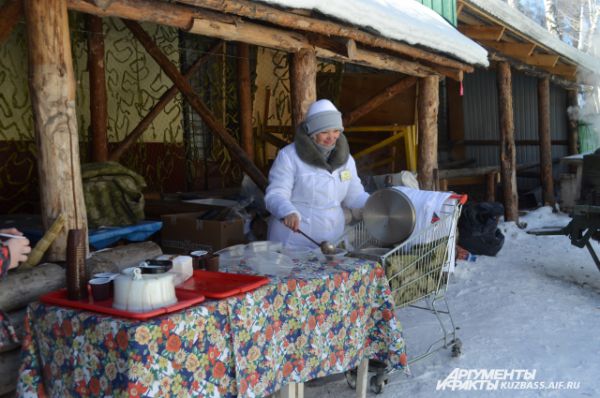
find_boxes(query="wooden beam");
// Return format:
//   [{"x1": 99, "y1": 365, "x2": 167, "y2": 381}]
[
  {"x1": 538, "y1": 77, "x2": 555, "y2": 206},
  {"x1": 68, "y1": 0, "x2": 232, "y2": 30},
  {"x1": 480, "y1": 40, "x2": 536, "y2": 58},
  {"x1": 289, "y1": 47, "x2": 317, "y2": 130},
  {"x1": 306, "y1": 33, "x2": 356, "y2": 59},
  {"x1": 237, "y1": 42, "x2": 254, "y2": 160},
  {"x1": 24, "y1": 0, "x2": 88, "y2": 260},
  {"x1": 189, "y1": 16, "x2": 308, "y2": 53},
  {"x1": 549, "y1": 64, "x2": 577, "y2": 78},
  {"x1": 189, "y1": 16, "x2": 435, "y2": 77},
  {"x1": 122, "y1": 19, "x2": 268, "y2": 191},
  {"x1": 109, "y1": 41, "x2": 223, "y2": 161},
  {"x1": 496, "y1": 62, "x2": 518, "y2": 222},
  {"x1": 0, "y1": 0, "x2": 23, "y2": 44},
  {"x1": 178, "y1": 0, "x2": 474, "y2": 73},
  {"x1": 86, "y1": 14, "x2": 109, "y2": 162},
  {"x1": 489, "y1": 52, "x2": 580, "y2": 89},
  {"x1": 260, "y1": 132, "x2": 289, "y2": 149},
  {"x1": 522, "y1": 54, "x2": 560, "y2": 68},
  {"x1": 458, "y1": 25, "x2": 505, "y2": 41},
  {"x1": 417, "y1": 75, "x2": 439, "y2": 191},
  {"x1": 343, "y1": 76, "x2": 417, "y2": 126}
]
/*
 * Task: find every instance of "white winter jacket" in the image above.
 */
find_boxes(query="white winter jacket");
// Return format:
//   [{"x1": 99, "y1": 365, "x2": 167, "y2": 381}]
[{"x1": 265, "y1": 134, "x2": 369, "y2": 248}]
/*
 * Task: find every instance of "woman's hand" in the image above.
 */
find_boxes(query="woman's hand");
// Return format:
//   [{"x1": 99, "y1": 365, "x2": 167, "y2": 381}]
[
  {"x1": 7, "y1": 237, "x2": 31, "y2": 270},
  {"x1": 0, "y1": 228, "x2": 23, "y2": 236},
  {"x1": 283, "y1": 213, "x2": 300, "y2": 232}
]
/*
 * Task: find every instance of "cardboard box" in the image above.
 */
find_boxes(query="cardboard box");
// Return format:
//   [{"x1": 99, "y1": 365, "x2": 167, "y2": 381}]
[{"x1": 160, "y1": 211, "x2": 246, "y2": 254}]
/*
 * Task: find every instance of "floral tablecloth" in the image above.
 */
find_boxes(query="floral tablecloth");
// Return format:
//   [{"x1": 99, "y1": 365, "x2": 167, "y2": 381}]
[{"x1": 18, "y1": 256, "x2": 407, "y2": 397}]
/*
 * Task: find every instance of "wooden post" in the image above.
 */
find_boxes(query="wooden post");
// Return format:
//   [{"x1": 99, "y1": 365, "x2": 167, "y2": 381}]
[
  {"x1": 289, "y1": 47, "x2": 317, "y2": 130},
  {"x1": 567, "y1": 89, "x2": 579, "y2": 155},
  {"x1": 417, "y1": 75, "x2": 439, "y2": 191},
  {"x1": 538, "y1": 77, "x2": 555, "y2": 206},
  {"x1": 123, "y1": 19, "x2": 268, "y2": 191},
  {"x1": 0, "y1": 0, "x2": 23, "y2": 44},
  {"x1": 237, "y1": 42, "x2": 254, "y2": 160},
  {"x1": 87, "y1": 14, "x2": 109, "y2": 162},
  {"x1": 24, "y1": 0, "x2": 88, "y2": 260},
  {"x1": 497, "y1": 62, "x2": 518, "y2": 222}
]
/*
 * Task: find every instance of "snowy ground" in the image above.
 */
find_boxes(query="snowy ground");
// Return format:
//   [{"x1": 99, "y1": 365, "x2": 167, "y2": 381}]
[{"x1": 307, "y1": 206, "x2": 600, "y2": 398}]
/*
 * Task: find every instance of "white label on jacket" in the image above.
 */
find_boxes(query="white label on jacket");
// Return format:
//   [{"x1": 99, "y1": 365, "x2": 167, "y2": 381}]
[{"x1": 340, "y1": 169, "x2": 351, "y2": 182}]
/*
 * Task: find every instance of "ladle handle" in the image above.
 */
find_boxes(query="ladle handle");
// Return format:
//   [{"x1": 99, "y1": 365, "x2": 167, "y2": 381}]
[
  {"x1": 296, "y1": 228, "x2": 321, "y2": 247},
  {"x1": 279, "y1": 218, "x2": 321, "y2": 246}
]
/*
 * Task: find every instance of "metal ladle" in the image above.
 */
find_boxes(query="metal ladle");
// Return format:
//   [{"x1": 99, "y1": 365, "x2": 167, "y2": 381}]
[{"x1": 296, "y1": 229, "x2": 336, "y2": 255}]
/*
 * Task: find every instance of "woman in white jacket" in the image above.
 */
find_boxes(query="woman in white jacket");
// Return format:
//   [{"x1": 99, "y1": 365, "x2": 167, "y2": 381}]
[{"x1": 265, "y1": 99, "x2": 369, "y2": 248}]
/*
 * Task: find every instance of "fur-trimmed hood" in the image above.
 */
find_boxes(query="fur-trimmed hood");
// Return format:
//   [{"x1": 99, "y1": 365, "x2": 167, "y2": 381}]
[{"x1": 294, "y1": 132, "x2": 350, "y2": 172}]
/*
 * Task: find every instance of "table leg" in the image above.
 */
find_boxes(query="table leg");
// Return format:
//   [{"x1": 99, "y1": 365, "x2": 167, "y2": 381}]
[
  {"x1": 280, "y1": 382, "x2": 304, "y2": 398},
  {"x1": 356, "y1": 358, "x2": 369, "y2": 398}
]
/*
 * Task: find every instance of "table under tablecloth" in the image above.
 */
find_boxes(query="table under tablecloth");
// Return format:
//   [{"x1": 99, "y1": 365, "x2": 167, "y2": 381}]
[{"x1": 17, "y1": 256, "x2": 407, "y2": 397}]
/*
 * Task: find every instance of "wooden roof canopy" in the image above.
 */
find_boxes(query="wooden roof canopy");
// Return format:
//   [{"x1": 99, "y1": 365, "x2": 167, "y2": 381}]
[
  {"x1": 69, "y1": 0, "x2": 477, "y2": 81},
  {"x1": 457, "y1": 0, "x2": 591, "y2": 88}
]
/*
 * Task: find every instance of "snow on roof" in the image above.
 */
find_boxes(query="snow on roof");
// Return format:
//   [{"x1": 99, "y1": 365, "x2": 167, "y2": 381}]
[
  {"x1": 464, "y1": 0, "x2": 600, "y2": 75},
  {"x1": 253, "y1": 0, "x2": 489, "y2": 67}
]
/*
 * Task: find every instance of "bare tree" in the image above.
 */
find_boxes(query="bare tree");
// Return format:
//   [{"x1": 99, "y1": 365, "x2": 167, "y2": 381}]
[{"x1": 545, "y1": 0, "x2": 563, "y2": 38}]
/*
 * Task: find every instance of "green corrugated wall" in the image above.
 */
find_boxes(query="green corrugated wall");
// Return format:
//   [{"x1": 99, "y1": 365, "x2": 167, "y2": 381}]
[{"x1": 415, "y1": 0, "x2": 457, "y2": 27}]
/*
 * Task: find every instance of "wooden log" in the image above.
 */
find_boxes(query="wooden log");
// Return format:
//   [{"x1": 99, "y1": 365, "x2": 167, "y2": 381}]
[
  {"x1": 188, "y1": 17, "x2": 434, "y2": 77},
  {"x1": 0, "y1": 264, "x2": 65, "y2": 313},
  {"x1": 123, "y1": 20, "x2": 268, "y2": 191},
  {"x1": 289, "y1": 47, "x2": 317, "y2": 131},
  {"x1": 109, "y1": 41, "x2": 223, "y2": 161},
  {"x1": 177, "y1": 0, "x2": 474, "y2": 73},
  {"x1": 87, "y1": 241, "x2": 162, "y2": 275},
  {"x1": 24, "y1": 0, "x2": 88, "y2": 260},
  {"x1": 343, "y1": 77, "x2": 417, "y2": 126},
  {"x1": 567, "y1": 89, "x2": 579, "y2": 156},
  {"x1": 0, "y1": 0, "x2": 23, "y2": 44},
  {"x1": 486, "y1": 171, "x2": 498, "y2": 202},
  {"x1": 497, "y1": 62, "x2": 519, "y2": 222},
  {"x1": 538, "y1": 77, "x2": 555, "y2": 206},
  {"x1": 0, "y1": 348, "x2": 20, "y2": 396},
  {"x1": 237, "y1": 42, "x2": 254, "y2": 160},
  {"x1": 417, "y1": 75, "x2": 439, "y2": 191},
  {"x1": 87, "y1": 14, "x2": 109, "y2": 162}
]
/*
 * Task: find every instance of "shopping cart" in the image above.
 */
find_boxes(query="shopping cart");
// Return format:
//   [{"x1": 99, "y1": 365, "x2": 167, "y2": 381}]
[{"x1": 344, "y1": 193, "x2": 467, "y2": 393}]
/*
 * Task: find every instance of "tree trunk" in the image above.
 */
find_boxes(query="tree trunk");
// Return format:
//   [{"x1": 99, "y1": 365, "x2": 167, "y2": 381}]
[
  {"x1": 237, "y1": 42, "x2": 254, "y2": 160},
  {"x1": 417, "y1": 76, "x2": 439, "y2": 191},
  {"x1": 567, "y1": 90, "x2": 579, "y2": 155},
  {"x1": 0, "y1": 264, "x2": 66, "y2": 313},
  {"x1": 24, "y1": 0, "x2": 88, "y2": 260},
  {"x1": 289, "y1": 48, "x2": 317, "y2": 130},
  {"x1": 87, "y1": 14, "x2": 109, "y2": 162},
  {"x1": 497, "y1": 62, "x2": 519, "y2": 222},
  {"x1": 544, "y1": 0, "x2": 562, "y2": 38},
  {"x1": 538, "y1": 77, "x2": 555, "y2": 206}
]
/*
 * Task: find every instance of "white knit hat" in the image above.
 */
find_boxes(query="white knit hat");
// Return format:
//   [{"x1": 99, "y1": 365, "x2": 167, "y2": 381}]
[{"x1": 302, "y1": 99, "x2": 344, "y2": 136}]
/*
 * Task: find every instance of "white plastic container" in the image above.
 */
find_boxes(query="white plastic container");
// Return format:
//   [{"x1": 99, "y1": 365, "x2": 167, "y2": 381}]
[{"x1": 113, "y1": 268, "x2": 177, "y2": 313}]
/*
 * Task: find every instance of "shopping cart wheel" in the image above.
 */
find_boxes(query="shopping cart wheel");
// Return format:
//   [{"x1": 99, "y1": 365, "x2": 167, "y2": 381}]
[
  {"x1": 370, "y1": 374, "x2": 387, "y2": 394},
  {"x1": 451, "y1": 338, "x2": 463, "y2": 357},
  {"x1": 345, "y1": 368, "x2": 357, "y2": 389}
]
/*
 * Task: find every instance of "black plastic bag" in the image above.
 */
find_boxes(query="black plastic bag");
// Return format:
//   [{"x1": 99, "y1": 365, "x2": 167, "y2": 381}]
[{"x1": 458, "y1": 202, "x2": 505, "y2": 256}]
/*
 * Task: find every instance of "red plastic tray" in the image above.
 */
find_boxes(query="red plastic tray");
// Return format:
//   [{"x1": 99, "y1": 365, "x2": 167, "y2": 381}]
[
  {"x1": 40, "y1": 288, "x2": 206, "y2": 320},
  {"x1": 176, "y1": 270, "x2": 270, "y2": 299}
]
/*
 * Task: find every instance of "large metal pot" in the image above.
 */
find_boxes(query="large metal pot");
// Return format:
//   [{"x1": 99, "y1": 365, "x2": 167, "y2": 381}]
[{"x1": 362, "y1": 188, "x2": 416, "y2": 245}]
